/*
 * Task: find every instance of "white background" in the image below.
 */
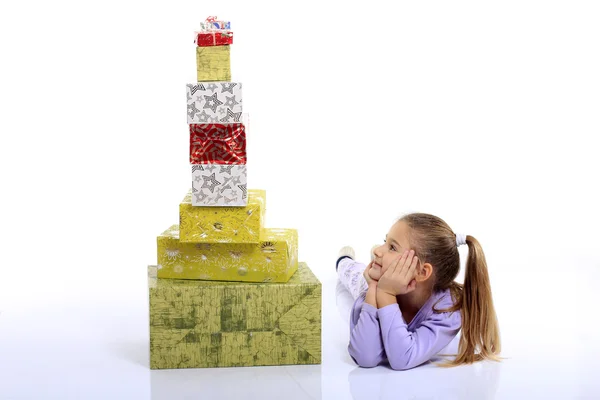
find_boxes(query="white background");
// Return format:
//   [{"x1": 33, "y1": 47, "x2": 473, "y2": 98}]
[{"x1": 1, "y1": 0, "x2": 599, "y2": 399}]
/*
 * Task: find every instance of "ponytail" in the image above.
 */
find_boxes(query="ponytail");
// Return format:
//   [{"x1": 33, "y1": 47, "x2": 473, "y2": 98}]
[
  {"x1": 447, "y1": 235, "x2": 501, "y2": 365},
  {"x1": 399, "y1": 213, "x2": 501, "y2": 366}
]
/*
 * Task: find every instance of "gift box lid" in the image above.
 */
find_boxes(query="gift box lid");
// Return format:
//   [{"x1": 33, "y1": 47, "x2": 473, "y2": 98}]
[{"x1": 148, "y1": 261, "x2": 319, "y2": 288}]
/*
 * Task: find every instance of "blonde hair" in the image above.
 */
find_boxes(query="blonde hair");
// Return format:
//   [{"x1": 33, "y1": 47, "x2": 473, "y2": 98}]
[{"x1": 400, "y1": 213, "x2": 501, "y2": 366}]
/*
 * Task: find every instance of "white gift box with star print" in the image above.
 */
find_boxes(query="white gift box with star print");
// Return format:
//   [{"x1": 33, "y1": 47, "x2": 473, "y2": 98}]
[
  {"x1": 191, "y1": 164, "x2": 247, "y2": 206},
  {"x1": 187, "y1": 82, "x2": 243, "y2": 124}
]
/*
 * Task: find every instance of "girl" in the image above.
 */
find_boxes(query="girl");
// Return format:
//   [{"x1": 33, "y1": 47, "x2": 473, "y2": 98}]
[{"x1": 336, "y1": 213, "x2": 500, "y2": 370}]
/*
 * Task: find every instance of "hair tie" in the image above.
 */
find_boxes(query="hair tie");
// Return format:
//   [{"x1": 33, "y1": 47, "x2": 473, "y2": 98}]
[{"x1": 455, "y1": 233, "x2": 467, "y2": 247}]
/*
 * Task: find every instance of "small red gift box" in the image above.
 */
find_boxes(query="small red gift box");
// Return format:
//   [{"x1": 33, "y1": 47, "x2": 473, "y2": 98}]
[
  {"x1": 195, "y1": 31, "x2": 234, "y2": 47},
  {"x1": 189, "y1": 123, "x2": 246, "y2": 164}
]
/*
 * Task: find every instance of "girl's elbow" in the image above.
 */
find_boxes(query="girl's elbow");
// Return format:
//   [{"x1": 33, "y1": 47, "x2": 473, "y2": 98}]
[
  {"x1": 353, "y1": 354, "x2": 380, "y2": 368},
  {"x1": 348, "y1": 347, "x2": 380, "y2": 368},
  {"x1": 391, "y1": 356, "x2": 434, "y2": 370},
  {"x1": 388, "y1": 358, "x2": 417, "y2": 371},
  {"x1": 388, "y1": 361, "x2": 410, "y2": 371},
  {"x1": 386, "y1": 345, "x2": 421, "y2": 370}
]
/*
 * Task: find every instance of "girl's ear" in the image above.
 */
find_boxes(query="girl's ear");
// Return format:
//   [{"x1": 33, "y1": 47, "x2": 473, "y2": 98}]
[{"x1": 415, "y1": 262, "x2": 433, "y2": 282}]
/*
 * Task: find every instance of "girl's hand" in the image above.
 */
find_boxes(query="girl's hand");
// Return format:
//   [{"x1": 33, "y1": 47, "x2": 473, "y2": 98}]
[{"x1": 376, "y1": 250, "x2": 419, "y2": 296}]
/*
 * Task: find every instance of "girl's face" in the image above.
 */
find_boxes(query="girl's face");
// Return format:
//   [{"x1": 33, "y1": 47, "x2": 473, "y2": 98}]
[{"x1": 372, "y1": 220, "x2": 413, "y2": 275}]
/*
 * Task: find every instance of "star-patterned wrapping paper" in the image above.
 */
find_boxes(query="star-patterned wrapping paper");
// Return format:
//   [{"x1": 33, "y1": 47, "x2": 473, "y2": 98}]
[
  {"x1": 189, "y1": 123, "x2": 246, "y2": 164},
  {"x1": 195, "y1": 31, "x2": 233, "y2": 47},
  {"x1": 179, "y1": 189, "x2": 266, "y2": 243},
  {"x1": 196, "y1": 45, "x2": 231, "y2": 81},
  {"x1": 186, "y1": 82, "x2": 243, "y2": 124},
  {"x1": 191, "y1": 164, "x2": 247, "y2": 207},
  {"x1": 148, "y1": 262, "x2": 321, "y2": 369},
  {"x1": 157, "y1": 225, "x2": 298, "y2": 283}
]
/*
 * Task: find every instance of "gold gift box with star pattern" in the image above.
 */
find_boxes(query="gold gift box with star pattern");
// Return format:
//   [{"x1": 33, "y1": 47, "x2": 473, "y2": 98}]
[
  {"x1": 179, "y1": 189, "x2": 265, "y2": 244},
  {"x1": 157, "y1": 225, "x2": 298, "y2": 283},
  {"x1": 196, "y1": 45, "x2": 231, "y2": 81},
  {"x1": 148, "y1": 262, "x2": 321, "y2": 369}
]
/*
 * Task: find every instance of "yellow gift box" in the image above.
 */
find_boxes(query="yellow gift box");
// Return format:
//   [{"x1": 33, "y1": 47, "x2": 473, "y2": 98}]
[
  {"x1": 148, "y1": 262, "x2": 321, "y2": 369},
  {"x1": 179, "y1": 189, "x2": 265, "y2": 244},
  {"x1": 196, "y1": 45, "x2": 231, "y2": 82},
  {"x1": 157, "y1": 225, "x2": 298, "y2": 283}
]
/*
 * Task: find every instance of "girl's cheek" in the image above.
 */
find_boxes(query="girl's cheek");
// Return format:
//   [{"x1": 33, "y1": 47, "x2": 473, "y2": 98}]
[
  {"x1": 381, "y1": 254, "x2": 394, "y2": 273},
  {"x1": 381, "y1": 261, "x2": 389, "y2": 274}
]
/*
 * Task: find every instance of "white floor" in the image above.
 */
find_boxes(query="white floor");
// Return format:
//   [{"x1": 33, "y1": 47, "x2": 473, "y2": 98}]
[{"x1": 1, "y1": 253, "x2": 599, "y2": 400}]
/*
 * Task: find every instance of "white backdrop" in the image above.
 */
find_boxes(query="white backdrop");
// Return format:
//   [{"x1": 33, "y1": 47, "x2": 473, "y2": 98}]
[{"x1": 1, "y1": 1, "x2": 599, "y2": 399}]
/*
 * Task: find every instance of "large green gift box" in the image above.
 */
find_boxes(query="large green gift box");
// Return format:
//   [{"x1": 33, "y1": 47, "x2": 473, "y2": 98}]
[{"x1": 148, "y1": 262, "x2": 321, "y2": 369}]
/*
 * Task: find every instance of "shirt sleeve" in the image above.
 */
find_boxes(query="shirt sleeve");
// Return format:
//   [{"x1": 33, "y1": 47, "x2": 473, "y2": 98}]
[
  {"x1": 377, "y1": 303, "x2": 461, "y2": 370},
  {"x1": 348, "y1": 293, "x2": 386, "y2": 368}
]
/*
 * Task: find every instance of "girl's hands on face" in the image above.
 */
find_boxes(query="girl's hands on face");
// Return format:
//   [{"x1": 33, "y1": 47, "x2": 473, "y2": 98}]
[{"x1": 376, "y1": 250, "x2": 419, "y2": 296}]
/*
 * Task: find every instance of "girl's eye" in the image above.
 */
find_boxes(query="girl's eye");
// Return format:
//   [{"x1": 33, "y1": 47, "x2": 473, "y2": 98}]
[{"x1": 384, "y1": 239, "x2": 396, "y2": 251}]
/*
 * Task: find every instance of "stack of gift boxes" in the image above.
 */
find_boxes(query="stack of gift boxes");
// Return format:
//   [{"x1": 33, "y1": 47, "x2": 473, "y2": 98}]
[{"x1": 148, "y1": 18, "x2": 322, "y2": 369}]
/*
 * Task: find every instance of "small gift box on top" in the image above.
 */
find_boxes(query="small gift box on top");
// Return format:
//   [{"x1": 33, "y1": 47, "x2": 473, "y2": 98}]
[{"x1": 195, "y1": 16, "x2": 233, "y2": 81}]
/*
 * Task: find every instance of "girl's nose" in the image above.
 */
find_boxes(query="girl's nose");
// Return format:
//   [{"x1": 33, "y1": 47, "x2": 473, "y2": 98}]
[
  {"x1": 373, "y1": 244, "x2": 383, "y2": 258},
  {"x1": 370, "y1": 245, "x2": 379, "y2": 261}
]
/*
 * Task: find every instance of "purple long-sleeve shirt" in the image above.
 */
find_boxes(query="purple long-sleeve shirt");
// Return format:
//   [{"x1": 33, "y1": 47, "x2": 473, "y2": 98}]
[{"x1": 348, "y1": 288, "x2": 461, "y2": 370}]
